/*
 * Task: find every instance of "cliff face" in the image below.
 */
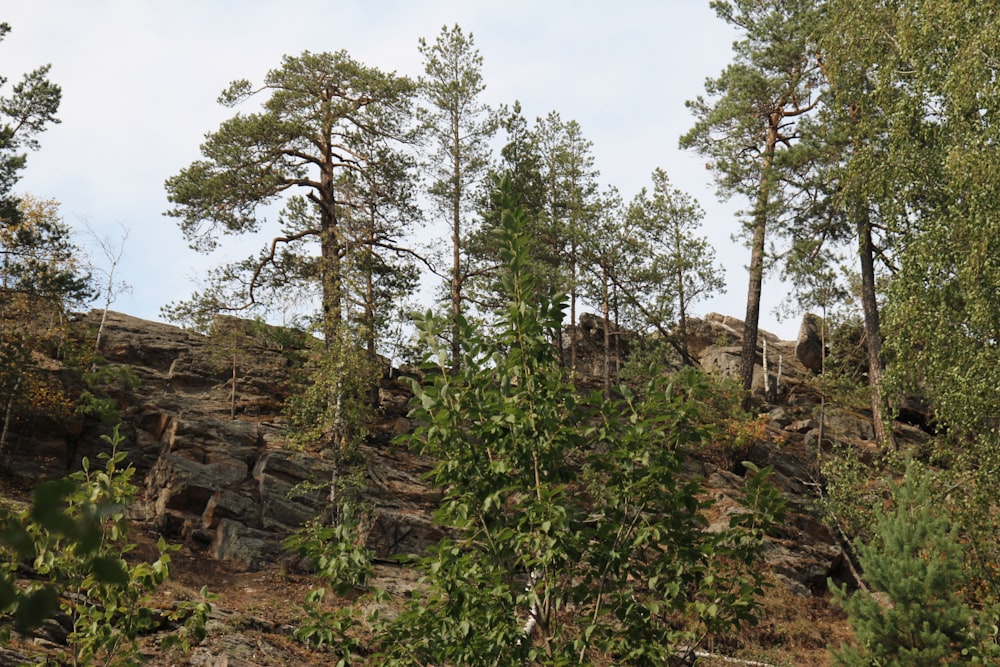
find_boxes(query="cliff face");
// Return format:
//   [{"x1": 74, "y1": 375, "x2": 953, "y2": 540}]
[
  {"x1": 66, "y1": 311, "x2": 440, "y2": 573},
  {"x1": 0, "y1": 308, "x2": 930, "y2": 663},
  {"x1": 19, "y1": 310, "x2": 863, "y2": 590}
]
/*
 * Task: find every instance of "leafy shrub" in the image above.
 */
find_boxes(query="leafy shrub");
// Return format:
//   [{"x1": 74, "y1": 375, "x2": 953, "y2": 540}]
[
  {"x1": 0, "y1": 425, "x2": 212, "y2": 664},
  {"x1": 371, "y1": 179, "x2": 785, "y2": 665}
]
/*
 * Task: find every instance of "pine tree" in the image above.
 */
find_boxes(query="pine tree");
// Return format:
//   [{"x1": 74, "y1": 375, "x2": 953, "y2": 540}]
[
  {"x1": 680, "y1": 0, "x2": 824, "y2": 407},
  {"x1": 830, "y1": 461, "x2": 999, "y2": 666},
  {"x1": 0, "y1": 22, "x2": 61, "y2": 223},
  {"x1": 418, "y1": 24, "x2": 494, "y2": 369}
]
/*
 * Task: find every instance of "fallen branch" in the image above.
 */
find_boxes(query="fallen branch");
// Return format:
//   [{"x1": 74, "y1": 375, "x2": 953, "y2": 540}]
[{"x1": 692, "y1": 649, "x2": 780, "y2": 666}]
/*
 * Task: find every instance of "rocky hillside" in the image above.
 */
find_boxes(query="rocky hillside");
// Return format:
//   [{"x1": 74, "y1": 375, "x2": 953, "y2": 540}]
[{"x1": 0, "y1": 309, "x2": 930, "y2": 665}]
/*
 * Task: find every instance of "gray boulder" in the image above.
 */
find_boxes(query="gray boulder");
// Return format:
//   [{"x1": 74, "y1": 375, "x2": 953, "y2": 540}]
[{"x1": 795, "y1": 313, "x2": 825, "y2": 373}]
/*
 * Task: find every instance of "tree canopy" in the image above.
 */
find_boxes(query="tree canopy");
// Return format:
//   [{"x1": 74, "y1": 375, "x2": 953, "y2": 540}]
[
  {"x1": 0, "y1": 22, "x2": 61, "y2": 224},
  {"x1": 164, "y1": 50, "x2": 418, "y2": 346}
]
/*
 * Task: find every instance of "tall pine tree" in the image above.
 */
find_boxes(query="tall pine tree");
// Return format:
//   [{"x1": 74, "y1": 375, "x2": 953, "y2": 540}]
[
  {"x1": 418, "y1": 24, "x2": 495, "y2": 370},
  {"x1": 680, "y1": 0, "x2": 824, "y2": 407}
]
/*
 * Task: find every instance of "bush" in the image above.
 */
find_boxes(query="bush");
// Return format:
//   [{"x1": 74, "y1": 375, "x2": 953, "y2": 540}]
[{"x1": 0, "y1": 425, "x2": 212, "y2": 665}]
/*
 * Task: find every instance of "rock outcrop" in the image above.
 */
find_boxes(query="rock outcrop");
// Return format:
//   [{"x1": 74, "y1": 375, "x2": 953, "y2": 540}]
[
  {"x1": 5, "y1": 309, "x2": 882, "y2": 596},
  {"x1": 69, "y1": 311, "x2": 446, "y2": 572},
  {"x1": 795, "y1": 313, "x2": 825, "y2": 373}
]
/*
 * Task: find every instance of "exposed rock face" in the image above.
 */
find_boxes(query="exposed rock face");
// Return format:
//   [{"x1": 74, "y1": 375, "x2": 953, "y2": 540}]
[
  {"x1": 5, "y1": 309, "x2": 873, "y2": 597},
  {"x1": 78, "y1": 310, "x2": 444, "y2": 572},
  {"x1": 562, "y1": 312, "x2": 633, "y2": 377}
]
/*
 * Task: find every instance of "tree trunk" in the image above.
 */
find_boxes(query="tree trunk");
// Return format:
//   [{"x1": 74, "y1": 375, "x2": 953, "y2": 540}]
[
  {"x1": 450, "y1": 111, "x2": 463, "y2": 373},
  {"x1": 601, "y1": 263, "x2": 611, "y2": 398},
  {"x1": 0, "y1": 372, "x2": 22, "y2": 465},
  {"x1": 230, "y1": 352, "x2": 237, "y2": 420},
  {"x1": 570, "y1": 257, "x2": 578, "y2": 376},
  {"x1": 363, "y1": 197, "x2": 378, "y2": 358},
  {"x1": 676, "y1": 264, "x2": 692, "y2": 366},
  {"x1": 857, "y1": 206, "x2": 892, "y2": 448},
  {"x1": 319, "y1": 148, "x2": 348, "y2": 450},
  {"x1": 740, "y1": 121, "x2": 778, "y2": 411},
  {"x1": 319, "y1": 155, "x2": 343, "y2": 345}
]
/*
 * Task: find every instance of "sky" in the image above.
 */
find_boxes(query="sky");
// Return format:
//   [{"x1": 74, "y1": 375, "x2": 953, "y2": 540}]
[{"x1": 2, "y1": 1, "x2": 803, "y2": 340}]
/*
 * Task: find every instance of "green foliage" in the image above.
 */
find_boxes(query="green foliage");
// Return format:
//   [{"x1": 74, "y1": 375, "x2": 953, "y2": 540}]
[
  {"x1": 281, "y1": 333, "x2": 384, "y2": 664},
  {"x1": 0, "y1": 425, "x2": 212, "y2": 664},
  {"x1": 283, "y1": 335, "x2": 380, "y2": 452},
  {"x1": 818, "y1": 444, "x2": 885, "y2": 546},
  {"x1": 470, "y1": 103, "x2": 548, "y2": 313},
  {"x1": 618, "y1": 168, "x2": 725, "y2": 353},
  {"x1": 830, "y1": 460, "x2": 1000, "y2": 665},
  {"x1": 369, "y1": 179, "x2": 784, "y2": 665},
  {"x1": 283, "y1": 504, "x2": 380, "y2": 666},
  {"x1": 473, "y1": 110, "x2": 602, "y2": 363},
  {"x1": 683, "y1": 0, "x2": 825, "y2": 398},
  {"x1": 852, "y1": 0, "x2": 1000, "y2": 596},
  {"x1": 532, "y1": 112, "x2": 600, "y2": 369},
  {"x1": 76, "y1": 361, "x2": 140, "y2": 425},
  {"x1": 0, "y1": 23, "x2": 61, "y2": 219},
  {"x1": 0, "y1": 196, "x2": 97, "y2": 463},
  {"x1": 165, "y1": 50, "x2": 418, "y2": 344},
  {"x1": 418, "y1": 24, "x2": 496, "y2": 366}
]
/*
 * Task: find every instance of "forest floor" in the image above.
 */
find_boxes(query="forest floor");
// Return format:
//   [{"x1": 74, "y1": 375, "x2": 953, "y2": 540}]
[
  {"x1": 141, "y1": 526, "x2": 852, "y2": 666},
  {"x1": 0, "y1": 515, "x2": 852, "y2": 666}
]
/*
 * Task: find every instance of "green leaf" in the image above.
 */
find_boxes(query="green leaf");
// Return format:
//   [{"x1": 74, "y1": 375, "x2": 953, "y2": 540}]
[
  {"x1": 0, "y1": 576, "x2": 17, "y2": 610},
  {"x1": 30, "y1": 478, "x2": 77, "y2": 536},
  {"x1": 91, "y1": 556, "x2": 130, "y2": 586},
  {"x1": 0, "y1": 518, "x2": 36, "y2": 560},
  {"x1": 14, "y1": 585, "x2": 58, "y2": 632}
]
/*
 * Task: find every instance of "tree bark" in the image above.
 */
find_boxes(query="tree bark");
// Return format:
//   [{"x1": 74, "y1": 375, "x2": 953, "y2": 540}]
[
  {"x1": 319, "y1": 136, "x2": 348, "y2": 450},
  {"x1": 450, "y1": 110, "x2": 463, "y2": 373},
  {"x1": 570, "y1": 244, "x2": 579, "y2": 376},
  {"x1": 675, "y1": 262, "x2": 692, "y2": 366},
  {"x1": 601, "y1": 263, "x2": 611, "y2": 398},
  {"x1": 857, "y1": 206, "x2": 892, "y2": 448},
  {"x1": 0, "y1": 372, "x2": 22, "y2": 465},
  {"x1": 740, "y1": 121, "x2": 778, "y2": 410},
  {"x1": 230, "y1": 352, "x2": 237, "y2": 420}
]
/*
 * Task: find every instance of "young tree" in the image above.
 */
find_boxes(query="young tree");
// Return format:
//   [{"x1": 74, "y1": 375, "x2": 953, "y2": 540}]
[
  {"x1": 579, "y1": 187, "x2": 628, "y2": 395},
  {"x1": 488, "y1": 102, "x2": 546, "y2": 222},
  {"x1": 418, "y1": 24, "x2": 495, "y2": 369},
  {"x1": 335, "y1": 132, "x2": 421, "y2": 358},
  {"x1": 473, "y1": 108, "x2": 601, "y2": 368},
  {"x1": 468, "y1": 101, "x2": 547, "y2": 313},
  {"x1": 680, "y1": 0, "x2": 824, "y2": 407},
  {"x1": 625, "y1": 168, "x2": 726, "y2": 364},
  {"x1": 0, "y1": 427, "x2": 212, "y2": 663},
  {"x1": 372, "y1": 178, "x2": 784, "y2": 665},
  {"x1": 830, "y1": 460, "x2": 999, "y2": 665},
  {"x1": 535, "y1": 112, "x2": 600, "y2": 372},
  {"x1": 84, "y1": 221, "x2": 131, "y2": 357},
  {"x1": 0, "y1": 195, "x2": 93, "y2": 461}
]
